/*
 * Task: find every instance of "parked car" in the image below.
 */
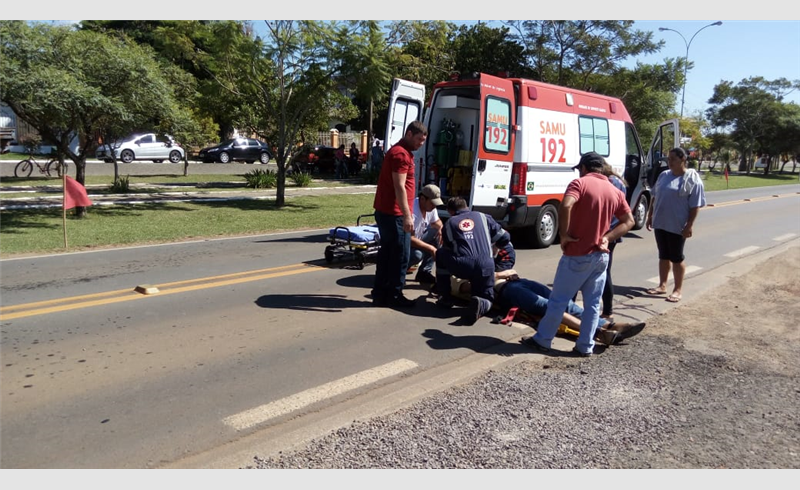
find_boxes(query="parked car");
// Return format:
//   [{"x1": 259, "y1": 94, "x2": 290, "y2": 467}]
[
  {"x1": 96, "y1": 133, "x2": 184, "y2": 163},
  {"x1": 290, "y1": 144, "x2": 337, "y2": 174},
  {"x1": 197, "y1": 138, "x2": 273, "y2": 164}
]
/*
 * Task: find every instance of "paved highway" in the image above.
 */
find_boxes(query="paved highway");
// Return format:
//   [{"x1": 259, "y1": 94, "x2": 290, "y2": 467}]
[{"x1": 1, "y1": 184, "x2": 798, "y2": 468}]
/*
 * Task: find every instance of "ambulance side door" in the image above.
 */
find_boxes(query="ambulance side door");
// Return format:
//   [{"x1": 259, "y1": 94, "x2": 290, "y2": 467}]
[
  {"x1": 383, "y1": 78, "x2": 426, "y2": 151},
  {"x1": 473, "y1": 74, "x2": 515, "y2": 215},
  {"x1": 646, "y1": 119, "x2": 679, "y2": 187}
]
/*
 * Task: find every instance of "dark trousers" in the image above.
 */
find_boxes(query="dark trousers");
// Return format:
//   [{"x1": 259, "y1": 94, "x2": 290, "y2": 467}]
[
  {"x1": 435, "y1": 249, "x2": 495, "y2": 302},
  {"x1": 372, "y1": 210, "x2": 411, "y2": 300},
  {"x1": 602, "y1": 241, "x2": 618, "y2": 316}
]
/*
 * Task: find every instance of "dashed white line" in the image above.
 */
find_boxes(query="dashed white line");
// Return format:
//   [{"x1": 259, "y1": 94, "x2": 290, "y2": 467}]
[
  {"x1": 773, "y1": 233, "x2": 797, "y2": 242},
  {"x1": 724, "y1": 246, "x2": 761, "y2": 258},
  {"x1": 646, "y1": 265, "x2": 703, "y2": 284},
  {"x1": 222, "y1": 358, "x2": 419, "y2": 431}
]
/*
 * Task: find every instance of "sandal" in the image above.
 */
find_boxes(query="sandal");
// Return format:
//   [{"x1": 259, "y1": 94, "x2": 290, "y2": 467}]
[
  {"x1": 666, "y1": 293, "x2": 682, "y2": 303},
  {"x1": 646, "y1": 287, "x2": 667, "y2": 295}
]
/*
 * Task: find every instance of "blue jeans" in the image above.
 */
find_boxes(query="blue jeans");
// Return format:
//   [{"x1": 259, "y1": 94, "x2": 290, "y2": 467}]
[
  {"x1": 409, "y1": 226, "x2": 439, "y2": 274},
  {"x1": 372, "y1": 210, "x2": 411, "y2": 300},
  {"x1": 496, "y1": 278, "x2": 610, "y2": 329},
  {"x1": 532, "y1": 252, "x2": 609, "y2": 354}
]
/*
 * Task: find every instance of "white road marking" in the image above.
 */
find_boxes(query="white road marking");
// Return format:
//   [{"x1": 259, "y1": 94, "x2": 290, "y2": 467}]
[
  {"x1": 222, "y1": 358, "x2": 419, "y2": 431},
  {"x1": 646, "y1": 265, "x2": 703, "y2": 284},
  {"x1": 724, "y1": 246, "x2": 761, "y2": 258},
  {"x1": 773, "y1": 233, "x2": 797, "y2": 242}
]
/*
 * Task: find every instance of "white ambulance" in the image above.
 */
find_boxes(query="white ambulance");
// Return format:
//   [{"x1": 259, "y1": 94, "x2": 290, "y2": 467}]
[{"x1": 384, "y1": 73, "x2": 678, "y2": 248}]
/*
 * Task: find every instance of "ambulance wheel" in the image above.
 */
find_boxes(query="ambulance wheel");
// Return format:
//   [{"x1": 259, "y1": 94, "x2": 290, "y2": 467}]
[
  {"x1": 324, "y1": 246, "x2": 335, "y2": 263},
  {"x1": 531, "y1": 204, "x2": 558, "y2": 249},
  {"x1": 632, "y1": 194, "x2": 649, "y2": 231}
]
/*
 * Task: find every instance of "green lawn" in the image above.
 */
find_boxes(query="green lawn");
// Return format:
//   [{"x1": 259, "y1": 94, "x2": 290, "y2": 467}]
[
  {"x1": 0, "y1": 193, "x2": 376, "y2": 257},
  {"x1": 702, "y1": 169, "x2": 799, "y2": 191}
]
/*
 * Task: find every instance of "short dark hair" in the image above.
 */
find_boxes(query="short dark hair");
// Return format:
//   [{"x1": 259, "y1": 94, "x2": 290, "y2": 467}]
[
  {"x1": 446, "y1": 196, "x2": 467, "y2": 213},
  {"x1": 405, "y1": 120, "x2": 428, "y2": 136},
  {"x1": 670, "y1": 147, "x2": 687, "y2": 160}
]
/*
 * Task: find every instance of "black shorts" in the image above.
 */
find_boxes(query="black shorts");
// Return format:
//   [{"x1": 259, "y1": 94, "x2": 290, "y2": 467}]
[{"x1": 654, "y1": 228, "x2": 685, "y2": 263}]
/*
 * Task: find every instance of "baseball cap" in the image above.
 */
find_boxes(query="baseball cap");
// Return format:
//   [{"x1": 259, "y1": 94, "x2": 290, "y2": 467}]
[
  {"x1": 420, "y1": 184, "x2": 444, "y2": 206},
  {"x1": 572, "y1": 152, "x2": 605, "y2": 171}
]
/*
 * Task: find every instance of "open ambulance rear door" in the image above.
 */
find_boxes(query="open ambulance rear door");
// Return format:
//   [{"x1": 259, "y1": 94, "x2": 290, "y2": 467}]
[
  {"x1": 471, "y1": 74, "x2": 516, "y2": 218},
  {"x1": 384, "y1": 78, "x2": 426, "y2": 152}
]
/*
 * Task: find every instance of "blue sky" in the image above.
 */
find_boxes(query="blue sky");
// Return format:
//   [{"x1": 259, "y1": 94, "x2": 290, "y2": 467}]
[{"x1": 13, "y1": 6, "x2": 800, "y2": 118}]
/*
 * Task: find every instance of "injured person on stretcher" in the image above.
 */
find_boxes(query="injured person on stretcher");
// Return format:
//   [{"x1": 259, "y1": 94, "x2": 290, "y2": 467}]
[{"x1": 450, "y1": 269, "x2": 646, "y2": 346}]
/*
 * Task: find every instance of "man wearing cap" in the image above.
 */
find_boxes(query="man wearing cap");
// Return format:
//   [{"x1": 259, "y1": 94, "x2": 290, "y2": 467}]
[
  {"x1": 521, "y1": 152, "x2": 634, "y2": 357},
  {"x1": 409, "y1": 184, "x2": 444, "y2": 286}
]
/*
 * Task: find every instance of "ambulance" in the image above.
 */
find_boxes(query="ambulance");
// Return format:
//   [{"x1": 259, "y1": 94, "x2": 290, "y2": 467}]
[{"x1": 383, "y1": 72, "x2": 678, "y2": 248}]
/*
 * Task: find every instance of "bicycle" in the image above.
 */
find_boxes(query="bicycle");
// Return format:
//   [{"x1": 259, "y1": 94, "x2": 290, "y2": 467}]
[{"x1": 14, "y1": 153, "x2": 68, "y2": 178}]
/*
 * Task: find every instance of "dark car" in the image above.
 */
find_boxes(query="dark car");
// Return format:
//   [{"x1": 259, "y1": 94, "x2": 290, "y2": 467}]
[
  {"x1": 198, "y1": 138, "x2": 273, "y2": 164},
  {"x1": 290, "y1": 144, "x2": 337, "y2": 174}
]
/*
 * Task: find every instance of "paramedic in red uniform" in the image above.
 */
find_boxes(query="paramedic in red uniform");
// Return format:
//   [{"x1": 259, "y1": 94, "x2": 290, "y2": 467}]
[
  {"x1": 522, "y1": 152, "x2": 634, "y2": 356},
  {"x1": 371, "y1": 121, "x2": 428, "y2": 308}
]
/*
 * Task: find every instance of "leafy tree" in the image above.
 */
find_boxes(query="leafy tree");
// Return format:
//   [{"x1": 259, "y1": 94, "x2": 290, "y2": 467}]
[
  {"x1": 504, "y1": 20, "x2": 662, "y2": 90},
  {"x1": 0, "y1": 21, "x2": 200, "y2": 216},
  {"x1": 210, "y1": 20, "x2": 366, "y2": 207},
  {"x1": 385, "y1": 20, "x2": 458, "y2": 93},
  {"x1": 450, "y1": 24, "x2": 526, "y2": 78},
  {"x1": 707, "y1": 76, "x2": 800, "y2": 173}
]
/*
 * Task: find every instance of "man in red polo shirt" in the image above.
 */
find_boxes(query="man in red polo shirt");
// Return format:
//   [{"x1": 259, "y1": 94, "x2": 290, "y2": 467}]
[
  {"x1": 521, "y1": 152, "x2": 634, "y2": 356},
  {"x1": 372, "y1": 121, "x2": 428, "y2": 308}
]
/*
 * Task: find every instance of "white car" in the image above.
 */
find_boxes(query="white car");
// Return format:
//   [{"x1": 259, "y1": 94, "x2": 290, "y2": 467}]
[
  {"x1": 96, "y1": 133, "x2": 185, "y2": 163},
  {"x1": 754, "y1": 157, "x2": 769, "y2": 169}
]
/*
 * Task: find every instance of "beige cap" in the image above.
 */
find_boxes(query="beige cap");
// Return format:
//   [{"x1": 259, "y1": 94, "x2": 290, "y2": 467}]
[{"x1": 420, "y1": 184, "x2": 444, "y2": 206}]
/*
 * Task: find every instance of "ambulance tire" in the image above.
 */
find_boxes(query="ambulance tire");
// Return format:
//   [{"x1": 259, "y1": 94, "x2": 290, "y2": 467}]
[
  {"x1": 531, "y1": 204, "x2": 558, "y2": 249},
  {"x1": 632, "y1": 194, "x2": 649, "y2": 231}
]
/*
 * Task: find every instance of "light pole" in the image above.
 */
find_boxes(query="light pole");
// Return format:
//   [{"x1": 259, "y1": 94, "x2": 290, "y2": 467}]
[{"x1": 659, "y1": 21, "x2": 722, "y2": 119}]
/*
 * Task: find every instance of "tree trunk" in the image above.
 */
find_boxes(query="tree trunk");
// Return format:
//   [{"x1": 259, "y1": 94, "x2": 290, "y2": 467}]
[
  {"x1": 75, "y1": 155, "x2": 88, "y2": 219},
  {"x1": 276, "y1": 157, "x2": 285, "y2": 208},
  {"x1": 183, "y1": 153, "x2": 189, "y2": 177}
]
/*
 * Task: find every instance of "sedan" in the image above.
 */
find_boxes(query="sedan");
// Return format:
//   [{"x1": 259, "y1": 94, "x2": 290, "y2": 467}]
[
  {"x1": 96, "y1": 133, "x2": 184, "y2": 163},
  {"x1": 198, "y1": 138, "x2": 273, "y2": 164}
]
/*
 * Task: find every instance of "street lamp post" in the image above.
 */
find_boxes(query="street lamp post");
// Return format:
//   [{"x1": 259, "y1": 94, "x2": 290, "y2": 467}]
[{"x1": 659, "y1": 21, "x2": 722, "y2": 119}]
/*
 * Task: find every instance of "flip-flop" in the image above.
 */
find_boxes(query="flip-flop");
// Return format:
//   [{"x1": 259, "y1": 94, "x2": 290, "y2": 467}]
[
  {"x1": 666, "y1": 294, "x2": 682, "y2": 303},
  {"x1": 646, "y1": 288, "x2": 667, "y2": 295}
]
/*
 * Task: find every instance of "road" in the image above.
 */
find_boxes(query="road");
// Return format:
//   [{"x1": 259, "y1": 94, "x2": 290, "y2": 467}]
[{"x1": 1, "y1": 184, "x2": 798, "y2": 468}]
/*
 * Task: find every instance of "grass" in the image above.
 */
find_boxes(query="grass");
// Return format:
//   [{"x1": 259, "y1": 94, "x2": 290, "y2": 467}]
[
  {"x1": 701, "y1": 169, "x2": 799, "y2": 191},
  {"x1": 0, "y1": 193, "x2": 376, "y2": 257},
  {"x1": 1, "y1": 166, "x2": 796, "y2": 258}
]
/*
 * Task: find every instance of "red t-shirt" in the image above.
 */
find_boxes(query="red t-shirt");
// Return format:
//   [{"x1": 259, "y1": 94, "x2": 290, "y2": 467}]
[
  {"x1": 562, "y1": 172, "x2": 630, "y2": 256},
  {"x1": 373, "y1": 139, "x2": 415, "y2": 216}
]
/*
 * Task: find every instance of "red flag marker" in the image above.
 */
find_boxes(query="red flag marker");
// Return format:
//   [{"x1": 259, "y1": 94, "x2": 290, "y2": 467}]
[{"x1": 64, "y1": 176, "x2": 93, "y2": 210}]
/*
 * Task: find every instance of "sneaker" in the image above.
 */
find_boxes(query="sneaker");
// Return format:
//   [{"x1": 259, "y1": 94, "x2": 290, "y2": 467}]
[
  {"x1": 571, "y1": 347, "x2": 592, "y2": 358},
  {"x1": 595, "y1": 328, "x2": 620, "y2": 346},
  {"x1": 414, "y1": 270, "x2": 436, "y2": 285},
  {"x1": 461, "y1": 296, "x2": 492, "y2": 325},
  {"x1": 520, "y1": 335, "x2": 550, "y2": 352},
  {"x1": 387, "y1": 294, "x2": 416, "y2": 308},
  {"x1": 608, "y1": 321, "x2": 646, "y2": 344}
]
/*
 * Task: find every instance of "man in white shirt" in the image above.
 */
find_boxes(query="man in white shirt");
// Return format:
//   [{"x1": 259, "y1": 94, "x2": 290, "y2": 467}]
[{"x1": 409, "y1": 184, "x2": 443, "y2": 285}]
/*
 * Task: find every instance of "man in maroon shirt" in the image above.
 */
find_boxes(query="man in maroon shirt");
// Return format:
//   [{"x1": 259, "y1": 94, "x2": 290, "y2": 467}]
[
  {"x1": 372, "y1": 121, "x2": 428, "y2": 307},
  {"x1": 522, "y1": 152, "x2": 635, "y2": 356}
]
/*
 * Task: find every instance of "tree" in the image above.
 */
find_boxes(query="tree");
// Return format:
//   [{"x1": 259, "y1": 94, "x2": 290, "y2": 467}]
[
  {"x1": 0, "y1": 21, "x2": 200, "y2": 216},
  {"x1": 707, "y1": 76, "x2": 800, "y2": 173},
  {"x1": 505, "y1": 21, "x2": 662, "y2": 90},
  {"x1": 450, "y1": 24, "x2": 526, "y2": 78},
  {"x1": 210, "y1": 20, "x2": 366, "y2": 207}
]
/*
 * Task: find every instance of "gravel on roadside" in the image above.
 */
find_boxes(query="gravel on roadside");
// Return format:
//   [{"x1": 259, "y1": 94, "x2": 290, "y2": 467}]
[{"x1": 253, "y1": 248, "x2": 800, "y2": 469}]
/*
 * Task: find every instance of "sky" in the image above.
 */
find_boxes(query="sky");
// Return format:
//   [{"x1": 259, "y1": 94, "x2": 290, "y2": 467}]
[{"x1": 9, "y1": 2, "x2": 799, "y2": 118}]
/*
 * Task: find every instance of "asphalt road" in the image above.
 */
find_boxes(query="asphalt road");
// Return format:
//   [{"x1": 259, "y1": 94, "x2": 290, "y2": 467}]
[{"x1": 1, "y1": 184, "x2": 798, "y2": 468}]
